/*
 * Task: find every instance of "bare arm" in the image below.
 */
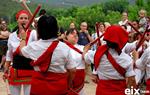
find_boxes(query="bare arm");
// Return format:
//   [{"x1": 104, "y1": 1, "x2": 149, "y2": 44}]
[
  {"x1": 0, "y1": 35, "x2": 8, "y2": 39},
  {"x1": 67, "y1": 68, "x2": 76, "y2": 88},
  {"x1": 4, "y1": 61, "x2": 11, "y2": 73},
  {"x1": 127, "y1": 76, "x2": 137, "y2": 88}
]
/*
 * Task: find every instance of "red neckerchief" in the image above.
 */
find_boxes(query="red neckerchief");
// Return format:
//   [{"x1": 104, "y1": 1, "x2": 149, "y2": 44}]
[{"x1": 94, "y1": 45, "x2": 126, "y2": 77}]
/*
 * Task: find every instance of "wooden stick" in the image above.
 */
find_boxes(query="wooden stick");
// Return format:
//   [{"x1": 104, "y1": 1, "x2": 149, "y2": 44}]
[
  {"x1": 127, "y1": 21, "x2": 142, "y2": 36},
  {"x1": 95, "y1": 22, "x2": 101, "y2": 46},
  {"x1": 136, "y1": 26, "x2": 149, "y2": 50},
  {"x1": 25, "y1": 4, "x2": 41, "y2": 30},
  {"x1": 90, "y1": 33, "x2": 104, "y2": 46},
  {"x1": 21, "y1": 1, "x2": 33, "y2": 17},
  {"x1": 21, "y1": 1, "x2": 37, "y2": 25}
]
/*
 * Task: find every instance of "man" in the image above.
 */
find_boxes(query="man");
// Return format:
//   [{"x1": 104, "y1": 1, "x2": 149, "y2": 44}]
[{"x1": 78, "y1": 22, "x2": 93, "y2": 46}]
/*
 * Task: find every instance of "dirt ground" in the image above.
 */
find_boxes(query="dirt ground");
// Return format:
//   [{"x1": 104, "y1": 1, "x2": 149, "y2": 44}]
[{"x1": 0, "y1": 72, "x2": 96, "y2": 95}]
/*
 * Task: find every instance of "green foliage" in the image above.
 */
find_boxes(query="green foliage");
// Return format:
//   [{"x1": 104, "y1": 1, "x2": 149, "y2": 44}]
[
  {"x1": 127, "y1": 5, "x2": 139, "y2": 20},
  {"x1": 2, "y1": 0, "x2": 150, "y2": 32},
  {"x1": 58, "y1": 16, "x2": 76, "y2": 30},
  {"x1": 105, "y1": 11, "x2": 121, "y2": 24},
  {"x1": 135, "y1": 0, "x2": 145, "y2": 7},
  {"x1": 102, "y1": 0, "x2": 129, "y2": 14}
]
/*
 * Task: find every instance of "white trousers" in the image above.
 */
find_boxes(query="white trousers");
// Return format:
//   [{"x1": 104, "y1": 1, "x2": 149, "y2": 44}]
[{"x1": 9, "y1": 84, "x2": 31, "y2": 95}]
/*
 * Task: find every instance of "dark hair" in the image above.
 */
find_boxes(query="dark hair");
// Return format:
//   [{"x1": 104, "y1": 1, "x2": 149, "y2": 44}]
[
  {"x1": 121, "y1": 25, "x2": 127, "y2": 30},
  {"x1": 106, "y1": 41, "x2": 118, "y2": 49},
  {"x1": 37, "y1": 15, "x2": 58, "y2": 40},
  {"x1": 59, "y1": 27, "x2": 65, "y2": 34},
  {"x1": 39, "y1": 9, "x2": 46, "y2": 16},
  {"x1": 66, "y1": 28, "x2": 79, "y2": 36}
]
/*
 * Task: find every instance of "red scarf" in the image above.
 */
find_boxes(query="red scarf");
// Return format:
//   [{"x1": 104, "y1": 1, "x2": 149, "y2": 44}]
[
  {"x1": 31, "y1": 41, "x2": 59, "y2": 72},
  {"x1": 94, "y1": 25, "x2": 128, "y2": 77}
]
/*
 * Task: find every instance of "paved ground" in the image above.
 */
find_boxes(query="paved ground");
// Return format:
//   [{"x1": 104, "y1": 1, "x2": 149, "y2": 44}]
[{"x1": 0, "y1": 72, "x2": 96, "y2": 95}]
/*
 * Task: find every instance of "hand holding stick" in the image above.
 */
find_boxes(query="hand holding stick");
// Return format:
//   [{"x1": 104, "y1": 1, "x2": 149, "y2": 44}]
[{"x1": 136, "y1": 25, "x2": 149, "y2": 50}]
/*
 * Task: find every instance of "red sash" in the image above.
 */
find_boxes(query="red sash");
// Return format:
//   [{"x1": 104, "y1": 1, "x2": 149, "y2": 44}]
[
  {"x1": 31, "y1": 71, "x2": 68, "y2": 95},
  {"x1": 63, "y1": 40, "x2": 83, "y2": 54},
  {"x1": 94, "y1": 45, "x2": 126, "y2": 77},
  {"x1": 96, "y1": 80, "x2": 126, "y2": 95},
  {"x1": 25, "y1": 29, "x2": 31, "y2": 45},
  {"x1": 31, "y1": 41, "x2": 59, "y2": 72}
]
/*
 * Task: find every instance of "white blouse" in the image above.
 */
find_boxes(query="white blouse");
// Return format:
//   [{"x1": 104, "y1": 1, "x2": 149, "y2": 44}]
[
  {"x1": 84, "y1": 48, "x2": 135, "y2": 80},
  {"x1": 21, "y1": 39, "x2": 76, "y2": 73},
  {"x1": 136, "y1": 47, "x2": 150, "y2": 80},
  {"x1": 70, "y1": 44, "x2": 85, "y2": 69},
  {"x1": 6, "y1": 30, "x2": 37, "y2": 61}
]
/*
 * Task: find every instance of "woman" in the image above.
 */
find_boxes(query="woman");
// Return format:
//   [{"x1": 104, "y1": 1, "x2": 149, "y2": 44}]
[
  {"x1": 19, "y1": 15, "x2": 76, "y2": 95},
  {"x1": 4, "y1": 10, "x2": 37, "y2": 95},
  {"x1": 65, "y1": 28, "x2": 86, "y2": 95}
]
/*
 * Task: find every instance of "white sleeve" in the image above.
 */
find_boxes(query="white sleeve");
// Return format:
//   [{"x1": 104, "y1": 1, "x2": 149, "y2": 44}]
[
  {"x1": 6, "y1": 37, "x2": 13, "y2": 61},
  {"x1": 122, "y1": 42, "x2": 136, "y2": 55},
  {"x1": 21, "y1": 42, "x2": 37, "y2": 60},
  {"x1": 119, "y1": 53, "x2": 135, "y2": 77},
  {"x1": 136, "y1": 48, "x2": 150, "y2": 70},
  {"x1": 65, "y1": 49, "x2": 76, "y2": 69},
  {"x1": 125, "y1": 62, "x2": 135, "y2": 77},
  {"x1": 32, "y1": 30, "x2": 38, "y2": 41},
  {"x1": 84, "y1": 50, "x2": 96, "y2": 64}
]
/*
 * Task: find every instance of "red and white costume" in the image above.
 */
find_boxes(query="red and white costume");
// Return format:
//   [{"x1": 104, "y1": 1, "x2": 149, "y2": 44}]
[
  {"x1": 70, "y1": 44, "x2": 86, "y2": 95},
  {"x1": 84, "y1": 25, "x2": 135, "y2": 95},
  {"x1": 21, "y1": 39, "x2": 76, "y2": 95},
  {"x1": 6, "y1": 30, "x2": 37, "y2": 85}
]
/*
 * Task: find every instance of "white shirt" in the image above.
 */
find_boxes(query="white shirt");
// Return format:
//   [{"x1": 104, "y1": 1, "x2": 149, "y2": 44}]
[
  {"x1": 123, "y1": 42, "x2": 144, "y2": 84},
  {"x1": 6, "y1": 30, "x2": 37, "y2": 61},
  {"x1": 84, "y1": 48, "x2": 135, "y2": 80},
  {"x1": 123, "y1": 41, "x2": 150, "y2": 56},
  {"x1": 70, "y1": 44, "x2": 85, "y2": 69},
  {"x1": 136, "y1": 47, "x2": 150, "y2": 80},
  {"x1": 118, "y1": 19, "x2": 131, "y2": 32},
  {"x1": 21, "y1": 39, "x2": 76, "y2": 73}
]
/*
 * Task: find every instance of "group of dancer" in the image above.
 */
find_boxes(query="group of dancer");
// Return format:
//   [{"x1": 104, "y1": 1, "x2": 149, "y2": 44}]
[{"x1": 1, "y1": 6, "x2": 150, "y2": 95}]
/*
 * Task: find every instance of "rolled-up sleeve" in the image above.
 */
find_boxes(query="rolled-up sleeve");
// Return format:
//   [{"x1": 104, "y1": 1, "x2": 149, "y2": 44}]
[
  {"x1": 84, "y1": 50, "x2": 95, "y2": 64},
  {"x1": 66, "y1": 49, "x2": 76, "y2": 69},
  {"x1": 136, "y1": 49, "x2": 149, "y2": 70},
  {"x1": 6, "y1": 38, "x2": 13, "y2": 61}
]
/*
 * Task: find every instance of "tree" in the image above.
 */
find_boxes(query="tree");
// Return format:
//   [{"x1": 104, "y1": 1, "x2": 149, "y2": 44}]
[{"x1": 102, "y1": 0, "x2": 129, "y2": 14}]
